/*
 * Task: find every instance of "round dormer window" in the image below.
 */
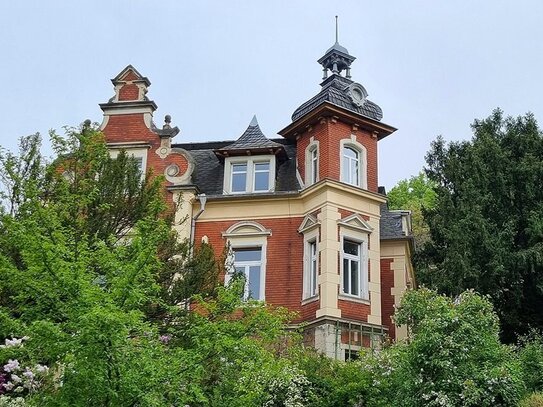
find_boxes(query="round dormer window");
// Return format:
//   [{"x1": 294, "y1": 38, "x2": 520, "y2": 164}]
[{"x1": 347, "y1": 84, "x2": 368, "y2": 107}]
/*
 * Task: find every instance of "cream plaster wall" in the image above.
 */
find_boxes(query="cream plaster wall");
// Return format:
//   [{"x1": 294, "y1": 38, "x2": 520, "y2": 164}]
[{"x1": 381, "y1": 240, "x2": 413, "y2": 340}]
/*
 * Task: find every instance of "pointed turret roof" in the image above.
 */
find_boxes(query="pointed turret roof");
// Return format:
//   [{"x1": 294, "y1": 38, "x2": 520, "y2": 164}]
[{"x1": 215, "y1": 116, "x2": 285, "y2": 157}]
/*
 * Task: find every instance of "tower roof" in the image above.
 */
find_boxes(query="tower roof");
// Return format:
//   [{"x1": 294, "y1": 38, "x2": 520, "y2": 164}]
[
  {"x1": 291, "y1": 21, "x2": 383, "y2": 124},
  {"x1": 215, "y1": 116, "x2": 284, "y2": 157},
  {"x1": 291, "y1": 75, "x2": 383, "y2": 122},
  {"x1": 325, "y1": 41, "x2": 350, "y2": 55}
]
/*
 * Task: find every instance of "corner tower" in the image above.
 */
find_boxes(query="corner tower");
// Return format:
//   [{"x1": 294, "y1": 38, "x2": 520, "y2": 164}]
[{"x1": 279, "y1": 35, "x2": 396, "y2": 192}]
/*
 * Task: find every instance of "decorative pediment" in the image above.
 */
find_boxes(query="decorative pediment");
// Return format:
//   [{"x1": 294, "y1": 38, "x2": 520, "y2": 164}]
[
  {"x1": 222, "y1": 221, "x2": 272, "y2": 238},
  {"x1": 337, "y1": 213, "x2": 373, "y2": 233},
  {"x1": 298, "y1": 214, "x2": 320, "y2": 234}
]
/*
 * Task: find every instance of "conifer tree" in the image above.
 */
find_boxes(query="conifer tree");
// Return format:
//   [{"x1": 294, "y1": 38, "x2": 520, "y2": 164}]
[{"x1": 420, "y1": 110, "x2": 543, "y2": 342}]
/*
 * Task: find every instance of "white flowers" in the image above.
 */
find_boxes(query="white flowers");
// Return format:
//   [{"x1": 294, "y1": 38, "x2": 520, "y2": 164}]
[
  {"x1": 1, "y1": 350, "x2": 50, "y2": 398},
  {"x1": 0, "y1": 337, "x2": 29, "y2": 349},
  {"x1": 3, "y1": 359, "x2": 20, "y2": 373}
]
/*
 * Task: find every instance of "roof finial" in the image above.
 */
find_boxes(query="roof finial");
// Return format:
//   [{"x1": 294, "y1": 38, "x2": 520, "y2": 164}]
[
  {"x1": 249, "y1": 115, "x2": 258, "y2": 127},
  {"x1": 335, "y1": 15, "x2": 338, "y2": 43}
]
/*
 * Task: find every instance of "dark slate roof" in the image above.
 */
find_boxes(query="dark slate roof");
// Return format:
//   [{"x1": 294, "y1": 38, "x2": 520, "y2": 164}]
[
  {"x1": 174, "y1": 138, "x2": 299, "y2": 195},
  {"x1": 291, "y1": 75, "x2": 383, "y2": 122},
  {"x1": 217, "y1": 116, "x2": 284, "y2": 153},
  {"x1": 325, "y1": 41, "x2": 350, "y2": 55},
  {"x1": 380, "y1": 203, "x2": 407, "y2": 239}
]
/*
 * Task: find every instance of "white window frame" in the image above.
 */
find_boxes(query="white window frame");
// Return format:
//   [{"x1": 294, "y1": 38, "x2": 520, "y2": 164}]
[
  {"x1": 223, "y1": 155, "x2": 276, "y2": 194},
  {"x1": 232, "y1": 247, "x2": 264, "y2": 300},
  {"x1": 302, "y1": 227, "x2": 319, "y2": 300},
  {"x1": 222, "y1": 221, "x2": 271, "y2": 301},
  {"x1": 304, "y1": 138, "x2": 319, "y2": 186},
  {"x1": 339, "y1": 232, "x2": 369, "y2": 300},
  {"x1": 339, "y1": 136, "x2": 367, "y2": 189}
]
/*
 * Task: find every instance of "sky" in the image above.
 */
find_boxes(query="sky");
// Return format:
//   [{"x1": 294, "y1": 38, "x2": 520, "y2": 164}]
[{"x1": 1, "y1": 1, "x2": 543, "y2": 189}]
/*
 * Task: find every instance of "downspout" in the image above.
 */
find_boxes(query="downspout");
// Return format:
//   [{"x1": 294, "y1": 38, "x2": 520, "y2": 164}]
[{"x1": 190, "y1": 193, "x2": 207, "y2": 256}]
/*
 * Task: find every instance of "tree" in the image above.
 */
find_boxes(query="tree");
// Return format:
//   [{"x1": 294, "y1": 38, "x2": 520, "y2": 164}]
[
  {"x1": 0, "y1": 126, "x2": 312, "y2": 406},
  {"x1": 420, "y1": 110, "x2": 543, "y2": 342},
  {"x1": 387, "y1": 171, "x2": 437, "y2": 247}
]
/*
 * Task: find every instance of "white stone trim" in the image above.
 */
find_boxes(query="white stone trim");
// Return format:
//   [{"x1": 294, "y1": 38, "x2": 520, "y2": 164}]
[
  {"x1": 339, "y1": 227, "x2": 369, "y2": 300},
  {"x1": 302, "y1": 226, "x2": 320, "y2": 300},
  {"x1": 164, "y1": 149, "x2": 195, "y2": 185},
  {"x1": 222, "y1": 220, "x2": 272, "y2": 238},
  {"x1": 223, "y1": 221, "x2": 269, "y2": 301},
  {"x1": 337, "y1": 213, "x2": 374, "y2": 234},
  {"x1": 298, "y1": 214, "x2": 320, "y2": 234}
]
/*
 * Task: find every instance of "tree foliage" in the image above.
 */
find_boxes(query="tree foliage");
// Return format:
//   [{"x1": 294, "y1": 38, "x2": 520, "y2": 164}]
[
  {"x1": 296, "y1": 289, "x2": 526, "y2": 407},
  {"x1": 0, "y1": 127, "x2": 306, "y2": 406},
  {"x1": 419, "y1": 109, "x2": 543, "y2": 342}
]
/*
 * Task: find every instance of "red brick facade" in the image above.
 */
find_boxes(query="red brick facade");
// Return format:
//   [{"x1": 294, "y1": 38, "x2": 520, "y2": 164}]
[
  {"x1": 98, "y1": 64, "x2": 414, "y2": 359},
  {"x1": 295, "y1": 120, "x2": 378, "y2": 192}
]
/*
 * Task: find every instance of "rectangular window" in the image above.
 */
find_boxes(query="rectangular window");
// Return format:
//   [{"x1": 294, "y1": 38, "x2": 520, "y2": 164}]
[
  {"x1": 253, "y1": 162, "x2": 270, "y2": 191},
  {"x1": 226, "y1": 157, "x2": 274, "y2": 194},
  {"x1": 109, "y1": 148, "x2": 147, "y2": 182},
  {"x1": 303, "y1": 240, "x2": 318, "y2": 299},
  {"x1": 342, "y1": 146, "x2": 360, "y2": 186},
  {"x1": 342, "y1": 239, "x2": 361, "y2": 297},
  {"x1": 231, "y1": 163, "x2": 248, "y2": 192},
  {"x1": 345, "y1": 349, "x2": 360, "y2": 361},
  {"x1": 233, "y1": 247, "x2": 263, "y2": 300},
  {"x1": 310, "y1": 148, "x2": 318, "y2": 184}
]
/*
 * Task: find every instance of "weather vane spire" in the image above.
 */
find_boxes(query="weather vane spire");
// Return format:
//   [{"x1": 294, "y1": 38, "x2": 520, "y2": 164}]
[{"x1": 335, "y1": 15, "x2": 339, "y2": 43}]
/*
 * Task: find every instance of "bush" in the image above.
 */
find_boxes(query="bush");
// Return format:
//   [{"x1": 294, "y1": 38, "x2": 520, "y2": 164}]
[
  {"x1": 519, "y1": 333, "x2": 543, "y2": 393},
  {"x1": 519, "y1": 392, "x2": 543, "y2": 407}
]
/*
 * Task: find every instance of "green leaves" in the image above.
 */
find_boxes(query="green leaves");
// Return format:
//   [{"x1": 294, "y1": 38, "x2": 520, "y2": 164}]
[{"x1": 420, "y1": 109, "x2": 543, "y2": 341}]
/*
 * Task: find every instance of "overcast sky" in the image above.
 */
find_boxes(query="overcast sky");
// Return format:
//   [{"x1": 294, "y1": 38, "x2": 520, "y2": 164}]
[{"x1": 1, "y1": 1, "x2": 542, "y2": 189}]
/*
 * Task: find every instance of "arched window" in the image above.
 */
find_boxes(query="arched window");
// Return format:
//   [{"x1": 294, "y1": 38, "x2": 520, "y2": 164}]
[
  {"x1": 222, "y1": 221, "x2": 271, "y2": 300},
  {"x1": 310, "y1": 147, "x2": 318, "y2": 184},
  {"x1": 304, "y1": 138, "x2": 319, "y2": 187},
  {"x1": 339, "y1": 137, "x2": 367, "y2": 189},
  {"x1": 342, "y1": 146, "x2": 359, "y2": 186}
]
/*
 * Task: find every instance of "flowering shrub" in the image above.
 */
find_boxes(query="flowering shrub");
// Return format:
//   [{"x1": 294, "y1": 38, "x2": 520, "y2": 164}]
[
  {"x1": 263, "y1": 366, "x2": 313, "y2": 407},
  {"x1": 0, "y1": 337, "x2": 50, "y2": 403}
]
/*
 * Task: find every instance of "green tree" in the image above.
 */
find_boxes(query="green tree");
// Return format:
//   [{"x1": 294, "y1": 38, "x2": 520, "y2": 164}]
[
  {"x1": 0, "y1": 126, "x2": 311, "y2": 406},
  {"x1": 420, "y1": 110, "x2": 543, "y2": 342}
]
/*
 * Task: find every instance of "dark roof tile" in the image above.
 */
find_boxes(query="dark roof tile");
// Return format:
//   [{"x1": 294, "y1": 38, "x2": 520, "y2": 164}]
[{"x1": 292, "y1": 75, "x2": 383, "y2": 122}]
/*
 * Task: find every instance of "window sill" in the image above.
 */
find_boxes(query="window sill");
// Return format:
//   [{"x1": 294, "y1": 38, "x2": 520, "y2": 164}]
[
  {"x1": 338, "y1": 294, "x2": 370, "y2": 305},
  {"x1": 301, "y1": 295, "x2": 319, "y2": 305}
]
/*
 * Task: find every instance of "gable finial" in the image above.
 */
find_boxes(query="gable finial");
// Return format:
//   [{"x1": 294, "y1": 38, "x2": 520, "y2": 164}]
[{"x1": 335, "y1": 15, "x2": 339, "y2": 43}]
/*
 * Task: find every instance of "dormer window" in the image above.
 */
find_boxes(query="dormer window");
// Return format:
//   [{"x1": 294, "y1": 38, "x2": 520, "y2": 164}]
[
  {"x1": 231, "y1": 162, "x2": 248, "y2": 192},
  {"x1": 224, "y1": 156, "x2": 275, "y2": 194}
]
